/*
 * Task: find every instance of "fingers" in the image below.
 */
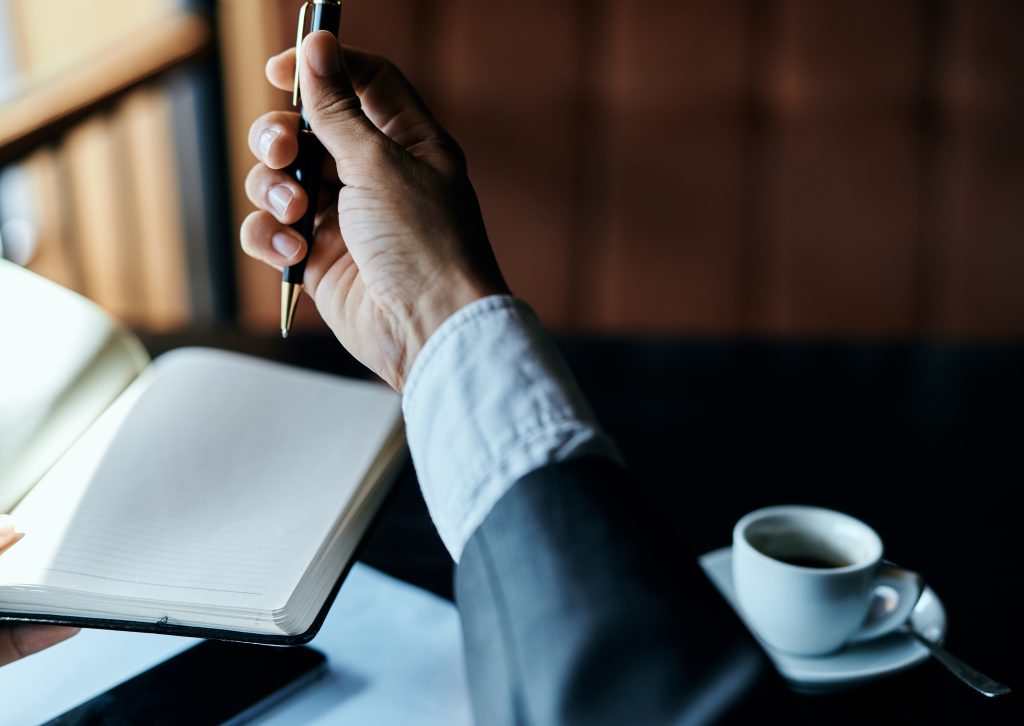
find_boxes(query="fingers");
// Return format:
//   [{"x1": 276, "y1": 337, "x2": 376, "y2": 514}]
[
  {"x1": 266, "y1": 44, "x2": 436, "y2": 140},
  {"x1": 248, "y1": 111, "x2": 300, "y2": 170},
  {"x1": 267, "y1": 43, "x2": 460, "y2": 171},
  {"x1": 0, "y1": 625, "x2": 79, "y2": 667},
  {"x1": 296, "y1": 32, "x2": 391, "y2": 181},
  {"x1": 245, "y1": 163, "x2": 307, "y2": 225},
  {"x1": 265, "y1": 49, "x2": 295, "y2": 92},
  {"x1": 240, "y1": 207, "x2": 347, "y2": 300},
  {"x1": 240, "y1": 211, "x2": 307, "y2": 269},
  {"x1": 248, "y1": 108, "x2": 341, "y2": 193},
  {"x1": 342, "y1": 49, "x2": 461, "y2": 168},
  {"x1": 298, "y1": 205, "x2": 347, "y2": 299},
  {"x1": 0, "y1": 520, "x2": 80, "y2": 666}
]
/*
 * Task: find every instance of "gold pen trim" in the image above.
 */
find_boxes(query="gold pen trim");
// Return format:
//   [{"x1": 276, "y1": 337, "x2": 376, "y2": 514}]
[
  {"x1": 292, "y1": 3, "x2": 311, "y2": 108},
  {"x1": 294, "y1": 1, "x2": 342, "y2": 107},
  {"x1": 281, "y1": 282, "x2": 303, "y2": 337}
]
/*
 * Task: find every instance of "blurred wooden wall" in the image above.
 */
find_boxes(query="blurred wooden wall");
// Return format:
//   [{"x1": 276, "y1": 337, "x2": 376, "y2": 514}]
[
  {"x1": 3, "y1": 0, "x2": 199, "y2": 331},
  {"x1": 226, "y1": 0, "x2": 1024, "y2": 338}
]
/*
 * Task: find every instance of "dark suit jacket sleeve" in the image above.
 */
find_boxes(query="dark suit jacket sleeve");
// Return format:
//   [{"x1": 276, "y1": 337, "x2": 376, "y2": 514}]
[{"x1": 454, "y1": 456, "x2": 772, "y2": 726}]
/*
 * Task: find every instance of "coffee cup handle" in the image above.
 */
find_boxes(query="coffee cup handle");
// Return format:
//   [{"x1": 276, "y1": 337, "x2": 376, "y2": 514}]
[{"x1": 848, "y1": 562, "x2": 923, "y2": 643}]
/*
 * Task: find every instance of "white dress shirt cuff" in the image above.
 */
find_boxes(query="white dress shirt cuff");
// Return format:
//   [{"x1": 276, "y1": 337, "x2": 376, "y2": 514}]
[{"x1": 402, "y1": 296, "x2": 621, "y2": 562}]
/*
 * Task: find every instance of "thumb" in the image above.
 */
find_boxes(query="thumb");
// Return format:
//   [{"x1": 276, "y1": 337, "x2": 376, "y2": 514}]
[
  {"x1": 0, "y1": 625, "x2": 79, "y2": 666},
  {"x1": 300, "y1": 31, "x2": 392, "y2": 181}
]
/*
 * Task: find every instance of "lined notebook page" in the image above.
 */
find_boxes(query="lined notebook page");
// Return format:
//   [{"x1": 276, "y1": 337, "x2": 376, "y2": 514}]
[{"x1": 2, "y1": 349, "x2": 401, "y2": 615}]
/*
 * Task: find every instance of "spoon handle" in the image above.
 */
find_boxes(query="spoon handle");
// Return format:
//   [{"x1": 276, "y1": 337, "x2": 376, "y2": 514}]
[{"x1": 910, "y1": 631, "x2": 1011, "y2": 697}]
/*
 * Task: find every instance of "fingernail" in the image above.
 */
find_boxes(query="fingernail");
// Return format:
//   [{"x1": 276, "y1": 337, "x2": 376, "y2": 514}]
[
  {"x1": 307, "y1": 32, "x2": 341, "y2": 76},
  {"x1": 258, "y1": 128, "x2": 279, "y2": 159},
  {"x1": 16, "y1": 625, "x2": 79, "y2": 655},
  {"x1": 268, "y1": 185, "x2": 294, "y2": 218},
  {"x1": 272, "y1": 232, "x2": 301, "y2": 260}
]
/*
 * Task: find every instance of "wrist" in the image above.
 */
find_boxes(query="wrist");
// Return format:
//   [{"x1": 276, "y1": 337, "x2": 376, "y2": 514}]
[
  {"x1": 399, "y1": 275, "x2": 496, "y2": 390},
  {"x1": 400, "y1": 294, "x2": 621, "y2": 560}
]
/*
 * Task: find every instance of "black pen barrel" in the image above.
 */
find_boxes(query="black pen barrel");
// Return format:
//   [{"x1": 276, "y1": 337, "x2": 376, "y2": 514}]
[
  {"x1": 283, "y1": 0, "x2": 342, "y2": 288},
  {"x1": 309, "y1": 0, "x2": 342, "y2": 41},
  {"x1": 283, "y1": 127, "x2": 323, "y2": 285}
]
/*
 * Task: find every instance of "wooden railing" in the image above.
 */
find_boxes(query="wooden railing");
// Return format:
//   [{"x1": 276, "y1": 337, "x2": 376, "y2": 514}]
[
  {"x1": 0, "y1": 12, "x2": 211, "y2": 166},
  {"x1": 0, "y1": 9, "x2": 228, "y2": 331}
]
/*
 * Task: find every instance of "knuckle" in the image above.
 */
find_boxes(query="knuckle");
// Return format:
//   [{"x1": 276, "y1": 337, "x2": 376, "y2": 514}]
[
  {"x1": 311, "y1": 91, "x2": 363, "y2": 123},
  {"x1": 363, "y1": 133, "x2": 395, "y2": 167},
  {"x1": 445, "y1": 136, "x2": 467, "y2": 168},
  {"x1": 429, "y1": 133, "x2": 467, "y2": 174},
  {"x1": 379, "y1": 57, "x2": 402, "y2": 82}
]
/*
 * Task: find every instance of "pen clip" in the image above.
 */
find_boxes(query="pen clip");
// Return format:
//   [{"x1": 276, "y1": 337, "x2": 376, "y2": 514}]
[{"x1": 293, "y1": 2, "x2": 313, "y2": 108}]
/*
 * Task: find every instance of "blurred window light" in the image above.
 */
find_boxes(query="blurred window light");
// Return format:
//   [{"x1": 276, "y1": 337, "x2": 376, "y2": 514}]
[{"x1": 0, "y1": 164, "x2": 39, "y2": 266}]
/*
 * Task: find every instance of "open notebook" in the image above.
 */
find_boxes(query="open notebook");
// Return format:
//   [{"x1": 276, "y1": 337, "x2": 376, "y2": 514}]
[{"x1": 0, "y1": 261, "x2": 406, "y2": 644}]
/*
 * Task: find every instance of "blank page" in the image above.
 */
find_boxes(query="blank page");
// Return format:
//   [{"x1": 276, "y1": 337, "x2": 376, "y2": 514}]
[
  {"x1": 2, "y1": 348, "x2": 401, "y2": 617},
  {"x1": 0, "y1": 260, "x2": 149, "y2": 512}
]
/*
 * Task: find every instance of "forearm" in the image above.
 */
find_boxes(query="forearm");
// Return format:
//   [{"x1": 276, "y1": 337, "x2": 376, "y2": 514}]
[{"x1": 401, "y1": 299, "x2": 768, "y2": 724}]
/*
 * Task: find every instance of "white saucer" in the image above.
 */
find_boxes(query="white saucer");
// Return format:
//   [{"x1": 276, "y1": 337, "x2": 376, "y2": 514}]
[{"x1": 698, "y1": 546, "x2": 947, "y2": 692}]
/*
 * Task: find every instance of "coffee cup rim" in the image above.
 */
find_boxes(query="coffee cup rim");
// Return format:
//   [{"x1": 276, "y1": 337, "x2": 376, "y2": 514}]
[{"x1": 733, "y1": 505, "x2": 883, "y2": 575}]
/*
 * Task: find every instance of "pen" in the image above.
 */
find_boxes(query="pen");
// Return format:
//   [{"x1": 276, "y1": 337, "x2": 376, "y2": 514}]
[{"x1": 281, "y1": 0, "x2": 343, "y2": 338}]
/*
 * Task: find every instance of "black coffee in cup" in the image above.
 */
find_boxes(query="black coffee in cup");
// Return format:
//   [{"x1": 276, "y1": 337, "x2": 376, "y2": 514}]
[
  {"x1": 748, "y1": 531, "x2": 855, "y2": 569},
  {"x1": 769, "y1": 553, "x2": 849, "y2": 569},
  {"x1": 734, "y1": 506, "x2": 922, "y2": 655}
]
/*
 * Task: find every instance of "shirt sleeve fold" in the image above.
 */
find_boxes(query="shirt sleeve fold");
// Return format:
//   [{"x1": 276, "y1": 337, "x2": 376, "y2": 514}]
[{"x1": 402, "y1": 295, "x2": 621, "y2": 562}]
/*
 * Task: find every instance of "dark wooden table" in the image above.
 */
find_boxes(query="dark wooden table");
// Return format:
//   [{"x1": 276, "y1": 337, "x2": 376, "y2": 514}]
[{"x1": 142, "y1": 331, "x2": 1022, "y2": 724}]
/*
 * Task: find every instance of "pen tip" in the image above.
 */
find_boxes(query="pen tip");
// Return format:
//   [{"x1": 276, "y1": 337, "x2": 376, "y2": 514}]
[{"x1": 281, "y1": 330, "x2": 289, "y2": 339}]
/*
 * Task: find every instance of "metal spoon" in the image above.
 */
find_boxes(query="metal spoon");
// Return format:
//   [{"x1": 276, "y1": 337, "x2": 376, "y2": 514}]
[
  {"x1": 895, "y1": 574, "x2": 1011, "y2": 697},
  {"x1": 904, "y1": 627, "x2": 1010, "y2": 697}
]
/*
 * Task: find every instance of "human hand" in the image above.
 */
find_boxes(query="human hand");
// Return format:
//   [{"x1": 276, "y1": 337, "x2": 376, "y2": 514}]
[
  {"x1": 241, "y1": 32, "x2": 507, "y2": 391},
  {"x1": 0, "y1": 516, "x2": 78, "y2": 667}
]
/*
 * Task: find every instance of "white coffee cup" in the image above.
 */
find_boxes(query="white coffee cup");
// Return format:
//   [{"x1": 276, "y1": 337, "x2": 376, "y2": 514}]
[{"x1": 732, "y1": 505, "x2": 921, "y2": 656}]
